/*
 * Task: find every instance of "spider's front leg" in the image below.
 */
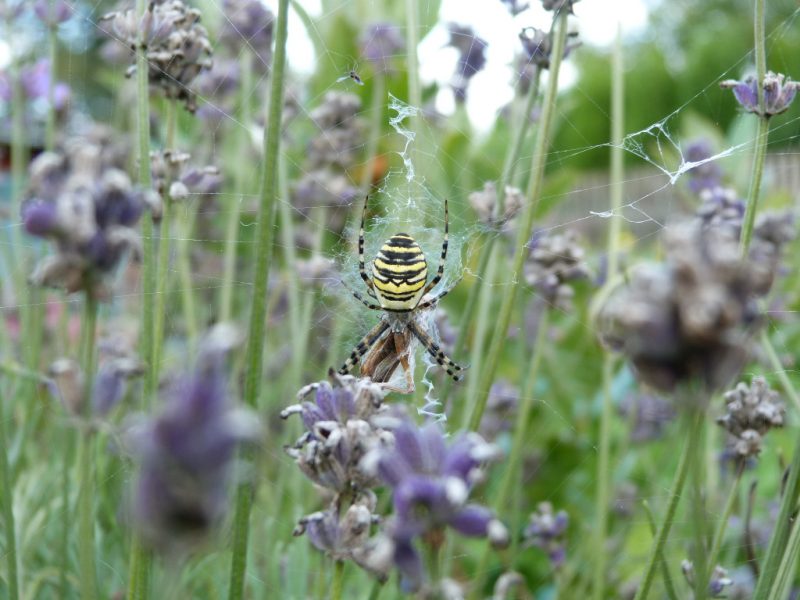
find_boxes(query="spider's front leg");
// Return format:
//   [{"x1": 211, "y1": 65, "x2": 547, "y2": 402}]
[
  {"x1": 415, "y1": 276, "x2": 462, "y2": 311},
  {"x1": 407, "y1": 320, "x2": 464, "y2": 381},
  {"x1": 337, "y1": 320, "x2": 390, "y2": 375}
]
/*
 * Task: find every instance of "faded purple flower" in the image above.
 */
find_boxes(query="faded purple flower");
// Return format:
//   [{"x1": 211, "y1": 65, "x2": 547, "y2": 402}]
[
  {"x1": 448, "y1": 24, "x2": 488, "y2": 103},
  {"x1": 468, "y1": 182, "x2": 523, "y2": 229},
  {"x1": 479, "y1": 380, "x2": 520, "y2": 440},
  {"x1": 22, "y1": 130, "x2": 151, "y2": 299},
  {"x1": 129, "y1": 324, "x2": 256, "y2": 553},
  {"x1": 618, "y1": 393, "x2": 675, "y2": 442},
  {"x1": 360, "y1": 23, "x2": 405, "y2": 73},
  {"x1": 500, "y1": 0, "x2": 530, "y2": 16},
  {"x1": 150, "y1": 149, "x2": 221, "y2": 212},
  {"x1": 717, "y1": 376, "x2": 784, "y2": 458},
  {"x1": 518, "y1": 27, "x2": 580, "y2": 71},
  {"x1": 682, "y1": 561, "x2": 733, "y2": 598},
  {"x1": 524, "y1": 229, "x2": 590, "y2": 311},
  {"x1": 524, "y1": 501, "x2": 568, "y2": 568},
  {"x1": 372, "y1": 421, "x2": 507, "y2": 591},
  {"x1": 218, "y1": 0, "x2": 274, "y2": 66},
  {"x1": 33, "y1": 0, "x2": 72, "y2": 25},
  {"x1": 0, "y1": 59, "x2": 70, "y2": 109},
  {"x1": 685, "y1": 139, "x2": 723, "y2": 193},
  {"x1": 541, "y1": 0, "x2": 578, "y2": 12},
  {"x1": 721, "y1": 71, "x2": 800, "y2": 117}
]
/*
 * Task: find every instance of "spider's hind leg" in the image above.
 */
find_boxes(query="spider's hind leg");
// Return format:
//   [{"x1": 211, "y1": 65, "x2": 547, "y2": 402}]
[{"x1": 407, "y1": 320, "x2": 464, "y2": 382}]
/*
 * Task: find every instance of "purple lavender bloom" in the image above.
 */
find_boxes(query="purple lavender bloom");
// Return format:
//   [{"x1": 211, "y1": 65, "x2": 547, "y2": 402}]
[
  {"x1": 129, "y1": 324, "x2": 256, "y2": 553},
  {"x1": 360, "y1": 23, "x2": 405, "y2": 73},
  {"x1": 541, "y1": 0, "x2": 578, "y2": 12},
  {"x1": 33, "y1": 0, "x2": 72, "y2": 26},
  {"x1": 374, "y1": 421, "x2": 507, "y2": 591},
  {"x1": 219, "y1": 0, "x2": 275, "y2": 66},
  {"x1": 721, "y1": 71, "x2": 800, "y2": 117},
  {"x1": 524, "y1": 502, "x2": 568, "y2": 568},
  {"x1": 685, "y1": 139, "x2": 723, "y2": 193},
  {"x1": 500, "y1": 0, "x2": 530, "y2": 15},
  {"x1": 448, "y1": 24, "x2": 488, "y2": 103}
]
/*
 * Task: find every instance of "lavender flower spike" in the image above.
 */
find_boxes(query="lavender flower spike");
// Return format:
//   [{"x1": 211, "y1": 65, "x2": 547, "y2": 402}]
[
  {"x1": 524, "y1": 501, "x2": 569, "y2": 568},
  {"x1": 129, "y1": 323, "x2": 257, "y2": 554},
  {"x1": 371, "y1": 421, "x2": 507, "y2": 591},
  {"x1": 720, "y1": 71, "x2": 800, "y2": 118}
]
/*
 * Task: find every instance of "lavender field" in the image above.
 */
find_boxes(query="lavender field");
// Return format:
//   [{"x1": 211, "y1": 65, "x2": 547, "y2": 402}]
[{"x1": 1, "y1": 0, "x2": 799, "y2": 598}]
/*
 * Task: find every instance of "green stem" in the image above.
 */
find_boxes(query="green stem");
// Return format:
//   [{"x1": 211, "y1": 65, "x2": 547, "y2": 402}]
[
  {"x1": 361, "y1": 71, "x2": 385, "y2": 196},
  {"x1": 754, "y1": 0, "x2": 767, "y2": 114},
  {"x1": 768, "y1": 496, "x2": 800, "y2": 599},
  {"x1": 753, "y1": 430, "x2": 800, "y2": 598},
  {"x1": 77, "y1": 294, "x2": 99, "y2": 600},
  {"x1": 641, "y1": 501, "x2": 679, "y2": 600},
  {"x1": 177, "y1": 203, "x2": 198, "y2": 349},
  {"x1": 331, "y1": 560, "x2": 345, "y2": 600},
  {"x1": 593, "y1": 28, "x2": 625, "y2": 600},
  {"x1": 705, "y1": 463, "x2": 743, "y2": 581},
  {"x1": 46, "y1": 21, "x2": 58, "y2": 151},
  {"x1": 760, "y1": 329, "x2": 800, "y2": 412},
  {"x1": 227, "y1": 0, "x2": 289, "y2": 597},
  {"x1": 633, "y1": 409, "x2": 703, "y2": 600},
  {"x1": 220, "y1": 51, "x2": 254, "y2": 322},
  {"x1": 469, "y1": 308, "x2": 549, "y2": 599},
  {"x1": 739, "y1": 116, "x2": 769, "y2": 255},
  {"x1": 442, "y1": 68, "x2": 541, "y2": 414},
  {"x1": 689, "y1": 421, "x2": 709, "y2": 600},
  {"x1": 152, "y1": 198, "x2": 172, "y2": 379},
  {"x1": 467, "y1": 9, "x2": 569, "y2": 431},
  {"x1": 0, "y1": 384, "x2": 19, "y2": 600},
  {"x1": 404, "y1": 0, "x2": 420, "y2": 219}
]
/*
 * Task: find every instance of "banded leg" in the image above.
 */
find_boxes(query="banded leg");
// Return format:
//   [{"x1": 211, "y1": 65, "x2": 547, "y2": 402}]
[
  {"x1": 416, "y1": 276, "x2": 463, "y2": 311},
  {"x1": 342, "y1": 282, "x2": 383, "y2": 310},
  {"x1": 337, "y1": 320, "x2": 390, "y2": 375},
  {"x1": 357, "y1": 195, "x2": 378, "y2": 299},
  {"x1": 418, "y1": 197, "x2": 449, "y2": 299},
  {"x1": 408, "y1": 320, "x2": 464, "y2": 381}
]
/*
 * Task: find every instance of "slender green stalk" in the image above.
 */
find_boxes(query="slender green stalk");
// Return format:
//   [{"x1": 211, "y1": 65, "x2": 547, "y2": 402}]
[
  {"x1": 689, "y1": 423, "x2": 709, "y2": 600},
  {"x1": 760, "y1": 329, "x2": 800, "y2": 412},
  {"x1": 705, "y1": 464, "x2": 744, "y2": 581},
  {"x1": 641, "y1": 501, "x2": 679, "y2": 600},
  {"x1": 361, "y1": 71, "x2": 385, "y2": 196},
  {"x1": 633, "y1": 409, "x2": 703, "y2": 600},
  {"x1": 403, "y1": 0, "x2": 420, "y2": 218},
  {"x1": 768, "y1": 498, "x2": 800, "y2": 599},
  {"x1": 331, "y1": 561, "x2": 345, "y2": 600},
  {"x1": 468, "y1": 308, "x2": 549, "y2": 599},
  {"x1": 467, "y1": 9, "x2": 569, "y2": 431},
  {"x1": 176, "y1": 203, "x2": 198, "y2": 350},
  {"x1": 443, "y1": 69, "x2": 541, "y2": 414},
  {"x1": 152, "y1": 197, "x2": 173, "y2": 378},
  {"x1": 753, "y1": 429, "x2": 800, "y2": 598},
  {"x1": 77, "y1": 294, "x2": 99, "y2": 600},
  {"x1": 227, "y1": 0, "x2": 290, "y2": 597},
  {"x1": 592, "y1": 28, "x2": 625, "y2": 600},
  {"x1": 129, "y1": 0, "x2": 155, "y2": 594},
  {"x1": 46, "y1": 20, "x2": 58, "y2": 151},
  {"x1": 0, "y1": 384, "x2": 19, "y2": 600},
  {"x1": 220, "y1": 51, "x2": 254, "y2": 322}
]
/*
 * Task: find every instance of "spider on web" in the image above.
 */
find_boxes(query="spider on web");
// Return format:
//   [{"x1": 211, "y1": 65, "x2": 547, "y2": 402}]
[{"x1": 336, "y1": 196, "x2": 464, "y2": 394}]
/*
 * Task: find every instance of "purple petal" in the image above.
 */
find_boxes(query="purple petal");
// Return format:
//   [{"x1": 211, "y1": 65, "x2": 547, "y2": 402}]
[
  {"x1": 419, "y1": 422, "x2": 447, "y2": 472},
  {"x1": 732, "y1": 80, "x2": 758, "y2": 111},
  {"x1": 315, "y1": 384, "x2": 337, "y2": 421},
  {"x1": 450, "y1": 504, "x2": 493, "y2": 537},
  {"x1": 393, "y1": 423, "x2": 424, "y2": 471},
  {"x1": 22, "y1": 201, "x2": 58, "y2": 236},
  {"x1": 441, "y1": 436, "x2": 476, "y2": 480},
  {"x1": 92, "y1": 364, "x2": 126, "y2": 416},
  {"x1": 377, "y1": 452, "x2": 411, "y2": 487},
  {"x1": 394, "y1": 538, "x2": 424, "y2": 593}
]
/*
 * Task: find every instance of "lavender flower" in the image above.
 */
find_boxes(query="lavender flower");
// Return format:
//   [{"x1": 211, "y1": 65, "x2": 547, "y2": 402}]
[
  {"x1": 448, "y1": 24, "x2": 488, "y2": 103},
  {"x1": 721, "y1": 71, "x2": 800, "y2": 118},
  {"x1": 618, "y1": 393, "x2": 676, "y2": 442},
  {"x1": 479, "y1": 380, "x2": 520, "y2": 440},
  {"x1": 518, "y1": 27, "x2": 581, "y2": 72},
  {"x1": 717, "y1": 376, "x2": 784, "y2": 458},
  {"x1": 524, "y1": 501, "x2": 568, "y2": 568},
  {"x1": 685, "y1": 139, "x2": 723, "y2": 193},
  {"x1": 541, "y1": 0, "x2": 578, "y2": 13},
  {"x1": 599, "y1": 221, "x2": 759, "y2": 393},
  {"x1": 372, "y1": 421, "x2": 507, "y2": 591},
  {"x1": 101, "y1": 1, "x2": 212, "y2": 112},
  {"x1": 149, "y1": 149, "x2": 221, "y2": 215},
  {"x1": 468, "y1": 182, "x2": 523, "y2": 229},
  {"x1": 360, "y1": 23, "x2": 405, "y2": 73},
  {"x1": 696, "y1": 186, "x2": 745, "y2": 233},
  {"x1": 218, "y1": 0, "x2": 274, "y2": 66},
  {"x1": 524, "y1": 229, "x2": 590, "y2": 311},
  {"x1": 128, "y1": 324, "x2": 256, "y2": 553},
  {"x1": 500, "y1": 0, "x2": 530, "y2": 16},
  {"x1": 282, "y1": 372, "x2": 389, "y2": 494},
  {"x1": 0, "y1": 59, "x2": 71, "y2": 111},
  {"x1": 22, "y1": 131, "x2": 151, "y2": 299},
  {"x1": 33, "y1": 0, "x2": 72, "y2": 26},
  {"x1": 682, "y1": 561, "x2": 733, "y2": 598}
]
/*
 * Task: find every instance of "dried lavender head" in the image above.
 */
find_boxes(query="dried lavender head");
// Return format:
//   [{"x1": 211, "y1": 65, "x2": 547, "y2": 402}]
[
  {"x1": 102, "y1": 1, "x2": 212, "y2": 112},
  {"x1": 129, "y1": 324, "x2": 256, "y2": 554},
  {"x1": 524, "y1": 501, "x2": 568, "y2": 568},
  {"x1": 218, "y1": 0, "x2": 274, "y2": 65},
  {"x1": 524, "y1": 229, "x2": 590, "y2": 311},
  {"x1": 600, "y1": 221, "x2": 759, "y2": 393},
  {"x1": 541, "y1": 0, "x2": 578, "y2": 13},
  {"x1": 282, "y1": 372, "x2": 389, "y2": 494},
  {"x1": 361, "y1": 23, "x2": 404, "y2": 73},
  {"x1": 33, "y1": 0, "x2": 72, "y2": 25},
  {"x1": 308, "y1": 92, "x2": 365, "y2": 168},
  {"x1": 468, "y1": 182, "x2": 523, "y2": 229},
  {"x1": 22, "y1": 131, "x2": 150, "y2": 299},
  {"x1": 685, "y1": 139, "x2": 723, "y2": 193},
  {"x1": 682, "y1": 561, "x2": 733, "y2": 598},
  {"x1": 721, "y1": 71, "x2": 800, "y2": 118},
  {"x1": 448, "y1": 24, "x2": 488, "y2": 103},
  {"x1": 518, "y1": 27, "x2": 581, "y2": 72},
  {"x1": 371, "y1": 420, "x2": 507, "y2": 591},
  {"x1": 618, "y1": 393, "x2": 676, "y2": 442},
  {"x1": 150, "y1": 149, "x2": 221, "y2": 208},
  {"x1": 479, "y1": 380, "x2": 520, "y2": 440},
  {"x1": 717, "y1": 376, "x2": 784, "y2": 458},
  {"x1": 696, "y1": 187, "x2": 745, "y2": 234}
]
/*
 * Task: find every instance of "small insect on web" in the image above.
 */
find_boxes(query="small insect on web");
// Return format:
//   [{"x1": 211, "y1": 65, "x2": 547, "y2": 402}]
[
  {"x1": 336, "y1": 195, "x2": 465, "y2": 394},
  {"x1": 336, "y1": 65, "x2": 364, "y2": 86}
]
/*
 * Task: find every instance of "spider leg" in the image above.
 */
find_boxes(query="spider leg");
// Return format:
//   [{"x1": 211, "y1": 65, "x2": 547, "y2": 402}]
[
  {"x1": 415, "y1": 275, "x2": 463, "y2": 311},
  {"x1": 337, "y1": 320, "x2": 390, "y2": 375},
  {"x1": 357, "y1": 195, "x2": 378, "y2": 299},
  {"x1": 418, "y1": 197, "x2": 449, "y2": 299},
  {"x1": 407, "y1": 320, "x2": 464, "y2": 382},
  {"x1": 341, "y1": 281, "x2": 383, "y2": 310}
]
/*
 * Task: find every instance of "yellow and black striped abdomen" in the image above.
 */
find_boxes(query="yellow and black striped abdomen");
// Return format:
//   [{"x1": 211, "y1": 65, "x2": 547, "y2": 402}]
[{"x1": 372, "y1": 233, "x2": 428, "y2": 311}]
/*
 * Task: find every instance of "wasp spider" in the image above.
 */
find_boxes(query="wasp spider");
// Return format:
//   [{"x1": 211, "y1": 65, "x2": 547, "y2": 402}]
[{"x1": 337, "y1": 196, "x2": 464, "y2": 393}]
